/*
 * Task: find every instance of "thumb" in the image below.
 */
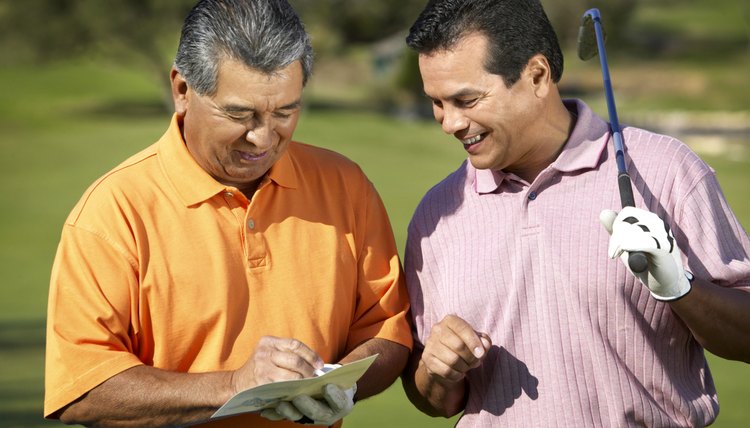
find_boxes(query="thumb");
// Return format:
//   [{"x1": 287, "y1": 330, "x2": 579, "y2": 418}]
[
  {"x1": 599, "y1": 209, "x2": 618, "y2": 235},
  {"x1": 478, "y1": 333, "x2": 492, "y2": 354}
]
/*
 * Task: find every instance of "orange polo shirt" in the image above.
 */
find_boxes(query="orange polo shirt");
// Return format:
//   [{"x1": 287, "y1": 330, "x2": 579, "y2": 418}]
[{"x1": 45, "y1": 115, "x2": 412, "y2": 427}]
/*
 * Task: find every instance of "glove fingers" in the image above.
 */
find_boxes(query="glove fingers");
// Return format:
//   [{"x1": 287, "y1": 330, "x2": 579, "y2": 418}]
[
  {"x1": 599, "y1": 209, "x2": 618, "y2": 235},
  {"x1": 608, "y1": 209, "x2": 669, "y2": 259},
  {"x1": 259, "y1": 408, "x2": 286, "y2": 421},
  {"x1": 618, "y1": 228, "x2": 661, "y2": 253},
  {"x1": 323, "y1": 384, "x2": 348, "y2": 413},
  {"x1": 276, "y1": 400, "x2": 305, "y2": 421},
  {"x1": 293, "y1": 394, "x2": 332, "y2": 421}
]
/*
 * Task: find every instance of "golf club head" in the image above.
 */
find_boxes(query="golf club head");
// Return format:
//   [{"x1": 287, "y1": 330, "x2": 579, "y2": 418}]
[{"x1": 577, "y1": 10, "x2": 605, "y2": 61}]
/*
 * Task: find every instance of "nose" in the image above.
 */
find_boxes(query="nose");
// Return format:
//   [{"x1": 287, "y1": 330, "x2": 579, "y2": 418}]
[
  {"x1": 440, "y1": 105, "x2": 469, "y2": 135},
  {"x1": 245, "y1": 123, "x2": 275, "y2": 150}
]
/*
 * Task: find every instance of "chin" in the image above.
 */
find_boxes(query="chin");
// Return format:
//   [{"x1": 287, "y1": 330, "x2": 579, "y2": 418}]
[{"x1": 468, "y1": 157, "x2": 494, "y2": 171}]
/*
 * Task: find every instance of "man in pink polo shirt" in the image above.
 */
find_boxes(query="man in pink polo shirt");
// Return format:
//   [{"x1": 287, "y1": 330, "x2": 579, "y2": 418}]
[{"x1": 401, "y1": 0, "x2": 750, "y2": 426}]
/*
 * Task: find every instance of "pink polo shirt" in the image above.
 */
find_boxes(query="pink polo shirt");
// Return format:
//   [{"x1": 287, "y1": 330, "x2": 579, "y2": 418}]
[{"x1": 405, "y1": 99, "x2": 750, "y2": 427}]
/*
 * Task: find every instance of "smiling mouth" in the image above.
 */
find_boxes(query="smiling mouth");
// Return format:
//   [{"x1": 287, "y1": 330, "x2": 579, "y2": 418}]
[
  {"x1": 238, "y1": 150, "x2": 269, "y2": 161},
  {"x1": 461, "y1": 134, "x2": 485, "y2": 146}
]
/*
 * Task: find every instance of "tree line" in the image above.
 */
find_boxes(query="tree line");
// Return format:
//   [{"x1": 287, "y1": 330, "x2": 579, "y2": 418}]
[{"x1": 0, "y1": 0, "x2": 640, "y2": 109}]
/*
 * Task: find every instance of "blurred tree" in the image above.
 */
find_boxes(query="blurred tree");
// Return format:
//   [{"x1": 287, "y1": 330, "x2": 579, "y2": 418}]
[
  {"x1": 387, "y1": 0, "x2": 641, "y2": 118},
  {"x1": 327, "y1": 0, "x2": 426, "y2": 44},
  {"x1": 542, "y1": 0, "x2": 639, "y2": 49},
  {"x1": 291, "y1": 0, "x2": 426, "y2": 47},
  {"x1": 0, "y1": 0, "x2": 642, "y2": 113},
  {"x1": 0, "y1": 0, "x2": 194, "y2": 108}
]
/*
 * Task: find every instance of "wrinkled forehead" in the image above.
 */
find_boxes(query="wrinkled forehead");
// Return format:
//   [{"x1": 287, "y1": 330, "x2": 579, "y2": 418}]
[{"x1": 211, "y1": 57, "x2": 304, "y2": 106}]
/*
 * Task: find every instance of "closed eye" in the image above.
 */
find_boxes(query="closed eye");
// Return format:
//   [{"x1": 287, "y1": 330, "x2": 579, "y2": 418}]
[
  {"x1": 227, "y1": 112, "x2": 253, "y2": 122},
  {"x1": 273, "y1": 101, "x2": 302, "y2": 119},
  {"x1": 455, "y1": 98, "x2": 478, "y2": 108},
  {"x1": 222, "y1": 106, "x2": 255, "y2": 122},
  {"x1": 273, "y1": 110, "x2": 295, "y2": 119}
]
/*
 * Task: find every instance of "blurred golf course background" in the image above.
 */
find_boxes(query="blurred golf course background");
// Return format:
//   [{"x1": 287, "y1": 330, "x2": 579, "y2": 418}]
[{"x1": 1, "y1": 0, "x2": 748, "y2": 426}]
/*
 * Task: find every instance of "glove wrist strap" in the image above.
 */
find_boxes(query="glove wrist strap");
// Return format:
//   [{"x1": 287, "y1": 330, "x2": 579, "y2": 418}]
[{"x1": 652, "y1": 271, "x2": 694, "y2": 302}]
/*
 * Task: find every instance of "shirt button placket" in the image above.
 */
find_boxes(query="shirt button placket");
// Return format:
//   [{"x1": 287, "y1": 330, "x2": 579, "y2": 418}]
[
  {"x1": 244, "y1": 215, "x2": 267, "y2": 267},
  {"x1": 523, "y1": 188, "x2": 539, "y2": 228}
]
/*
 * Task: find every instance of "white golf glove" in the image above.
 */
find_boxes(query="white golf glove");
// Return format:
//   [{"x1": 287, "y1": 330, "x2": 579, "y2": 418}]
[
  {"x1": 600, "y1": 207, "x2": 692, "y2": 301},
  {"x1": 260, "y1": 363, "x2": 356, "y2": 426},
  {"x1": 260, "y1": 383, "x2": 355, "y2": 426}
]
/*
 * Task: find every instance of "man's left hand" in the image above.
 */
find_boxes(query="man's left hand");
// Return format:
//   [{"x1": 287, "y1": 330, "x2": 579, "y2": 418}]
[
  {"x1": 260, "y1": 383, "x2": 355, "y2": 426},
  {"x1": 600, "y1": 206, "x2": 692, "y2": 301}
]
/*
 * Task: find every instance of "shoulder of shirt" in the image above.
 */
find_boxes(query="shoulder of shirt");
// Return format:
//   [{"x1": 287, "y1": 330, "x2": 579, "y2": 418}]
[
  {"x1": 621, "y1": 125, "x2": 714, "y2": 176},
  {"x1": 412, "y1": 160, "x2": 470, "y2": 214},
  {"x1": 289, "y1": 141, "x2": 358, "y2": 165},
  {"x1": 66, "y1": 143, "x2": 160, "y2": 225},
  {"x1": 288, "y1": 141, "x2": 368, "y2": 179}
]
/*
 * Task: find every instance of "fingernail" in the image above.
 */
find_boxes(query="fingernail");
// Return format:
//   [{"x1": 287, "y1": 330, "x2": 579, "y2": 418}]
[{"x1": 473, "y1": 347, "x2": 484, "y2": 358}]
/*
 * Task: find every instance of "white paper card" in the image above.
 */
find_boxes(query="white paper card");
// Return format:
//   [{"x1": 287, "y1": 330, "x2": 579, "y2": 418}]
[{"x1": 211, "y1": 354, "x2": 377, "y2": 419}]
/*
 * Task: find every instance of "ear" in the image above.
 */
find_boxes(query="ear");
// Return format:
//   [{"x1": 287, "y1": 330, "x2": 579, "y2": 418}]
[
  {"x1": 170, "y1": 67, "x2": 189, "y2": 117},
  {"x1": 523, "y1": 54, "x2": 552, "y2": 98}
]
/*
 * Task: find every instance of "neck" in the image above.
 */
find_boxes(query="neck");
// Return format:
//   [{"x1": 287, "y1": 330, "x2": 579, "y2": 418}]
[
  {"x1": 237, "y1": 181, "x2": 261, "y2": 200},
  {"x1": 509, "y1": 97, "x2": 575, "y2": 183}
]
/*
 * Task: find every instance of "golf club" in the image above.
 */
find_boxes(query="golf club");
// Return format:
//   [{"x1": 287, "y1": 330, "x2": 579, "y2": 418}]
[{"x1": 577, "y1": 8, "x2": 648, "y2": 274}]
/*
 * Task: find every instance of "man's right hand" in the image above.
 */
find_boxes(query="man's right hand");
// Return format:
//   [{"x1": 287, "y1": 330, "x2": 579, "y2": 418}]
[
  {"x1": 57, "y1": 337, "x2": 325, "y2": 428},
  {"x1": 420, "y1": 315, "x2": 492, "y2": 385},
  {"x1": 230, "y1": 336, "x2": 324, "y2": 395}
]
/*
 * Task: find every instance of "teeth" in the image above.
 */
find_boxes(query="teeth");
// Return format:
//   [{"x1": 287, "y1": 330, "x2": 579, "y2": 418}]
[{"x1": 462, "y1": 135, "x2": 482, "y2": 145}]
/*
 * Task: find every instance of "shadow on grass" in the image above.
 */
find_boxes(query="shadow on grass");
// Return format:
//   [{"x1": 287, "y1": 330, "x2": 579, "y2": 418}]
[
  {"x1": 0, "y1": 411, "x2": 60, "y2": 428},
  {"x1": 0, "y1": 394, "x2": 59, "y2": 428},
  {"x1": 0, "y1": 318, "x2": 46, "y2": 350},
  {"x1": 623, "y1": 31, "x2": 750, "y2": 62},
  {"x1": 0, "y1": 319, "x2": 63, "y2": 427}
]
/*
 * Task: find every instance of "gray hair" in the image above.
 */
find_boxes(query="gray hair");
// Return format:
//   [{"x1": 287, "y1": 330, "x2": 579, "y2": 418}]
[{"x1": 174, "y1": 0, "x2": 313, "y2": 95}]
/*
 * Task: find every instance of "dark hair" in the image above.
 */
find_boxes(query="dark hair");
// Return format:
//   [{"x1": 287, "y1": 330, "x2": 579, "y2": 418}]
[
  {"x1": 174, "y1": 0, "x2": 313, "y2": 95},
  {"x1": 406, "y1": 0, "x2": 563, "y2": 86}
]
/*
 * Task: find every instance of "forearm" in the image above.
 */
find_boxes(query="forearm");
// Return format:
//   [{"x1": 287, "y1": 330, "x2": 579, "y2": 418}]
[
  {"x1": 338, "y1": 337, "x2": 409, "y2": 400},
  {"x1": 58, "y1": 365, "x2": 234, "y2": 427},
  {"x1": 401, "y1": 348, "x2": 467, "y2": 418},
  {"x1": 671, "y1": 278, "x2": 750, "y2": 362}
]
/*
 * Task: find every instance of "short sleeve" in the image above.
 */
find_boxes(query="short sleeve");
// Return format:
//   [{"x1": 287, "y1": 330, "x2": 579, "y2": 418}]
[
  {"x1": 345, "y1": 178, "x2": 412, "y2": 352},
  {"x1": 403, "y1": 211, "x2": 441, "y2": 349},
  {"x1": 45, "y1": 223, "x2": 143, "y2": 417},
  {"x1": 675, "y1": 171, "x2": 750, "y2": 290}
]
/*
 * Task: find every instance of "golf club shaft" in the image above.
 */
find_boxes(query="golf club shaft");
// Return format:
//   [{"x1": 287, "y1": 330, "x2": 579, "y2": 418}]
[{"x1": 586, "y1": 9, "x2": 648, "y2": 273}]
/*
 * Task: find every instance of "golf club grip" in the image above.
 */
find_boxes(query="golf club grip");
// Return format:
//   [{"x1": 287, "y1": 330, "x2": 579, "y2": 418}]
[
  {"x1": 628, "y1": 252, "x2": 649, "y2": 274},
  {"x1": 617, "y1": 174, "x2": 635, "y2": 207},
  {"x1": 618, "y1": 173, "x2": 649, "y2": 274}
]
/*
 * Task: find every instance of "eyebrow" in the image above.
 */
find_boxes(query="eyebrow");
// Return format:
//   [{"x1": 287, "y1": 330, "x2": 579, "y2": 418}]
[
  {"x1": 446, "y1": 88, "x2": 482, "y2": 100},
  {"x1": 221, "y1": 99, "x2": 303, "y2": 113},
  {"x1": 424, "y1": 88, "x2": 481, "y2": 102}
]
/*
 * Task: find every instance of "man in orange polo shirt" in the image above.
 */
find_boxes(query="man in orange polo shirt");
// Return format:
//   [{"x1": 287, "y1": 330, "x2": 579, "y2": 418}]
[{"x1": 44, "y1": 1, "x2": 412, "y2": 426}]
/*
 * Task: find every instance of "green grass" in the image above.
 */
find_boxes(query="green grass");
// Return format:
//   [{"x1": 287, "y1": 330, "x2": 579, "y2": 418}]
[
  {"x1": 633, "y1": 0, "x2": 749, "y2": 41},
  {"x1": 1, "y1": 49, "x2": 749, "y2": 427}
]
